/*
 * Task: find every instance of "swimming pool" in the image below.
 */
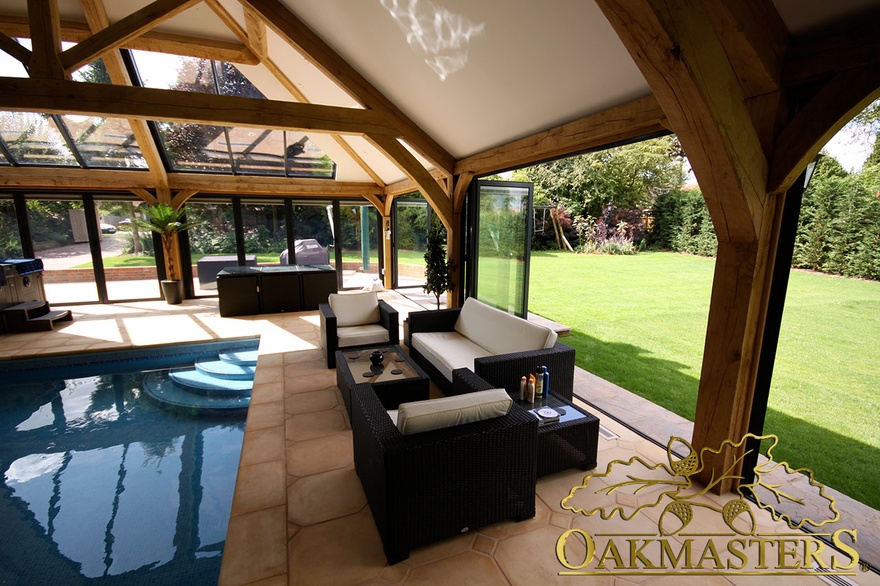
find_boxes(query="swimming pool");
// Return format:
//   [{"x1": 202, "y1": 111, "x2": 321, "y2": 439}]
[{"x1": 0, "y1": 338, "x2": 258, "y2": 585}]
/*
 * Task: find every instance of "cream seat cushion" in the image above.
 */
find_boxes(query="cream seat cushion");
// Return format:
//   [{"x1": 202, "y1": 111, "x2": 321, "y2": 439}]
[
  {"x1": 337, "y1": 324, "x2": 390, "y2": 347},
  {"x1": 329, "y1": 292, "x2": 380, "y2": 327},
  {"x1": 453, "y1": 297, "x2": 557, "y2": 355},
  {"x1": 393, "y1": 389, "x2": 512, "y2": 435},
  {"x1": 410, "y1": 331, "x2": 493, "y2": 381}
]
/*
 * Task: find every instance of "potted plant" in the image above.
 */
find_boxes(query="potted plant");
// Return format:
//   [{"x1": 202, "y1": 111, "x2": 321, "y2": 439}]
[
  {"x1": 423, "y1": 216, "x2": 455, "y2": 309},
  {"x1": 135, "y1": 203, "x2": 200, "y2": 304}
]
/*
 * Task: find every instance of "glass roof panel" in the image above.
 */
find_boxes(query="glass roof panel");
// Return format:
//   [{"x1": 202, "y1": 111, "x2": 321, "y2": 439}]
[
  {"x1": 287, "y1": 134, "x2": 336, "y2": 179},
  {"x1": 216, "y1": 61, "x2": 265, "y2": 99},
  {"x1": 58, "y1": 115, "x2": 147, "y2": 169},
  {"x1": 71, "y1": 58, "x2": 113, "y2": 84},
  {"x1": 157, "y1": 122, "x2": 232, "y2": 172},
  {"x1": 132, "y1": 50, "x2": 217, "y2": 94},
  {"x1": 227, "y1": 127, "x2": 285, "y2": 175},
  {"x1": 0, "y1": 112, "x2": 78, "y2": 166}
]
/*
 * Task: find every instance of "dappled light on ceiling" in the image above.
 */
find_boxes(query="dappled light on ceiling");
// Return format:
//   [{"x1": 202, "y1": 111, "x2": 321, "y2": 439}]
[{"x1": 380, "y1": 0, "x2": 485, "y2": 81}]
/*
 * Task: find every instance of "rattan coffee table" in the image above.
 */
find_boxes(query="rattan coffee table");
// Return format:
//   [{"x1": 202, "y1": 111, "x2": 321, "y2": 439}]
[
  {"x1": 335, "y1": 344, "x2": 429, "y2": 416},
  {"x1": 524, "y1": 392, "x2": 599, "y2": 477}
]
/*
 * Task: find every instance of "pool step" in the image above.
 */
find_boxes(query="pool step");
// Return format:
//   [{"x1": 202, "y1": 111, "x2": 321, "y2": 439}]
[
  {"x1": 143, "y1": 372, "x2": 249, "y2": 414},
  {"x1": 169, "y1": 367, "x2": 254, "y2": 393},
  {"x1": 143, "y1": 347, "x2": 256, "y2": 414}
]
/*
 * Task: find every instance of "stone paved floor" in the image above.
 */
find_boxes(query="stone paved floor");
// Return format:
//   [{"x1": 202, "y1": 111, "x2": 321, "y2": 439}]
[{"x1": 1, "y1": 292, "x2": 877, "y2": 585}]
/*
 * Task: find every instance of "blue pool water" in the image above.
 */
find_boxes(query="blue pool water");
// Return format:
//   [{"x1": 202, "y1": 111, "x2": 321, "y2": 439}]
[{"x1": 0, "y1": 338, "x2": 258, "y2": 585}]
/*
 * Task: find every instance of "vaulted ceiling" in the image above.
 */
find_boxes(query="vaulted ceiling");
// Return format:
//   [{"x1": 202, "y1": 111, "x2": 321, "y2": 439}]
[{"x1": 0, "y1": 0, "x2": 878, "y2": 221}]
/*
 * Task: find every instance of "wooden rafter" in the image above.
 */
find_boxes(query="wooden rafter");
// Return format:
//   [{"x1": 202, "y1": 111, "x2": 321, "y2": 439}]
[
  {"x1": 60, "y1": 0, "x2": 202, "y2": 72},
  {"x1": 365, "y1": 133, "x2": 452, "y2": 229},
  {"x1": 80, "y1": 0, "x2": 171, "y2": 202},
  {"x1": 239, "y1": 0, "x2": 455, "y2": 177},
  {"x1": 0, "y1": 14, "x2": 259, "y2": 64},
  {"x1": 242, "y1": 4, "x2": 267, "y2": 61},
  {"x1": 0, "y1": 76, "x2": 398, "y2": 136}
]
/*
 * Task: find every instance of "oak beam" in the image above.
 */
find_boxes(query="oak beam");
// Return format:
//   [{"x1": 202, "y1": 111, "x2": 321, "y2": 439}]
[
  {"x1": 0, "y1": 32, "x2": 30, "y2": 65},
  {"x1": 243, "y1": 5, "x2": 267, "y2": 61},
  {"x1": 770, "y1": 65, "x2": 880, "y2": 195},
  {"x1": 0, "y1": 15, "x2": 259, "y2": 64},
  {"x1": 783, "y1": 10, "x2": 880, "y2": 87},
  {"x1": 60, "y1": 0, "x2": 202, "y2": 72},
  {"x1": 80, "y1": 0, "x2": 171, "y2": 204},
  {"x1": 240, "y1": 0, "x2": 455, "y2": 177},
  {"x1": 596, "y1": 0, "x2": 774, "y2": 495},
  {"x1": 456, "y1": 95, "x2": 668, "y2": 177},
  {"x1": 0, "y1": 166, "x2": 381, "y2": 198},
  {"x1": 27, "y1": 0, "x2": 66, "y2": 79},
  {"x1": 0, "y1": 76, "x2": 398, "y2": 136},
  {"x1": 365, "y1": 133, "x2": 452, "y2": 229},
  {"x1": 702, "y1": 0, "x2": 788, "y2": 98}
]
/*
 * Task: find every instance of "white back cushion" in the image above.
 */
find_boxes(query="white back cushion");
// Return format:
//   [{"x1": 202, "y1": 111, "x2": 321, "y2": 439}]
[
  {"x1": 329, "y1": 292, "x2": 380, "y2": 327},
  {"x1": 454, "y1": 297, "x2": 557, "y2": 355},
  {"x1": 396, "y1": 389, "x2": 512, "y2": 435}
]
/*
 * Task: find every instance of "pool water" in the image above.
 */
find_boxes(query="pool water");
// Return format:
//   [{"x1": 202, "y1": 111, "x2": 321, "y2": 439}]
[{"x1": 0, "y1": 340, "x2": 257, "y2": 585}]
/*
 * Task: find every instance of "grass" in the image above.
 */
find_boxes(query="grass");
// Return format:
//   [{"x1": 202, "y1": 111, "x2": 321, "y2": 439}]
[{"x1": 528, "y1": 250, "x2": 880, "y2": 510}]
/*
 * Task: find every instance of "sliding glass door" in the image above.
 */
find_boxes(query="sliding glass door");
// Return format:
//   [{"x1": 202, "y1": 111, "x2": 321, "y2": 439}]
[{"x1": 468, "y1": 181, "x2": 533, "y2": 317}]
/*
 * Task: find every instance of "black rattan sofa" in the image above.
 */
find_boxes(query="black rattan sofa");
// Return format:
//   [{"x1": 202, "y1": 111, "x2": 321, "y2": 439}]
[
  {"x1": 405, "y1": 300, "x2": 576, "y2": 400},
  {"x1": 349, "y1": 369, "x2": 538, "y2": 564}
]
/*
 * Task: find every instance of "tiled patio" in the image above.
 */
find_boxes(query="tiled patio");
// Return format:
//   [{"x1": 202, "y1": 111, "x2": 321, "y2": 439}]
[{"x1": 1, "y1": 292, "x2": 876, "y2": 585}]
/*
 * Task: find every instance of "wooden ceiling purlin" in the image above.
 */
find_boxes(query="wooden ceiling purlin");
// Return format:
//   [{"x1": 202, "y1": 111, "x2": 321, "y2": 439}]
[
  {"x1": 60, "y1": 0, "x2": 203, "y2": 73},
  {"x1": 238, "y1": 0, "x2": 455, "y2": 179},
  {"x1": 0, "y1": 14, "x2": 259, "y2": 64}
]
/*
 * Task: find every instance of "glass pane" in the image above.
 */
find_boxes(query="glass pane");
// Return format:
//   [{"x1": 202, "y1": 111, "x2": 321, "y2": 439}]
[
  {"x1": 157, "y1": 122, "x2": 231, "y2": 172},
  {"x1": 0, "y1": 196, "x2": 23, "y2": 257},
  {"x1": 216, "y1": 61, "x2": 264, "y2": 98},
  {"x1": 27, "y1": 199, "x2": 99, "y2": 304},
  {"x1": 97, "y1": 201, "x2": 160, "y2": 301},
  {"x1": 287, "y1": 134, "x2": 336, "y2": 179},
  {"x1": 339, "y1": 205, "x2": 379, "y2": 289},
  {"x1": 291, "y1": 203, "x2": 335, "y2": 269},
  {"x1": 71, "y1": 58, "x2": 112, "y2": 84},
  {"x1": 475, "y1": 183, "x2": 531, "y2": 317},
  {"x1": 59, "y1": 115, "x2": 147, "y2": 169},
  {"x1": 241, "y1": 202, "x2": 287, "y2": 265},
  {"x1": 185, "y1": 201, "x2": 236, "y2": 294},
  {"x1": 395, "y1": 199, "x2": 428, "y2": 288},
  {"x1": 132, "y1": 51, "x2": 216, "y2": 94},
  {"x1": 228, "y1": 127, "x2": 285, "y2": 175},
  {"x1": 0, "y1": 112, "x2": 78, "y2": 166}
]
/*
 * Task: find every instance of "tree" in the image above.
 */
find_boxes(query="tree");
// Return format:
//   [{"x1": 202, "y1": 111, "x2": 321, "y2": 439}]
[
  {"x1": 423, "y1": 217, "x2": 454, "y2": 309},
  {"x1": 520, "y1": 135, "x2": 687, "y2": 219}
]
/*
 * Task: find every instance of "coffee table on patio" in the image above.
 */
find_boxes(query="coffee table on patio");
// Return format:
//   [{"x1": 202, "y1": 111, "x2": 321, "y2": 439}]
[
  {"x1": 335, "y1": 344, "x2": 429, "y2": 416},
  {"x1": 524, "y1": 392, "x2": 600, "y2": 477}
]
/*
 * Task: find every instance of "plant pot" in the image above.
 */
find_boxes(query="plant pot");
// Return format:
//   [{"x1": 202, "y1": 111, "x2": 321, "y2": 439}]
[{"x1": 161, "y1": 279, "x2": 183, "y2": 305}]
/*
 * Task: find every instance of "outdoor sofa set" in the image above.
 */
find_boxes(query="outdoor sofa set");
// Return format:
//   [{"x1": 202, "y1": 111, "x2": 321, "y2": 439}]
[{"x1": 319, "y1": 293, "x2": 589, "y2": 564}]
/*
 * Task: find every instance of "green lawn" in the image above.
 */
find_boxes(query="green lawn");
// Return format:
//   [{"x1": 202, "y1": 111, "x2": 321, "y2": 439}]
[{"x1": 528, "y1": 250, "x2": 880, "y2": 510}]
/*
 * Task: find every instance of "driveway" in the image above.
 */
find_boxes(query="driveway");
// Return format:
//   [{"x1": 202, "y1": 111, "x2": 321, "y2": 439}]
[{"x1": 38, "y1": 233, "x2": 127, "y2": 270}]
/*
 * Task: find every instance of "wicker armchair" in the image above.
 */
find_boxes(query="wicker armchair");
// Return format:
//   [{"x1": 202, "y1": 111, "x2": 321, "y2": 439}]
[
  {"x1": 405, "y1": 306, "x2": 576, "y2": 400},
  {"x1": 319, "y1": 292, "x2": 399, "y2": 369},
  {"x1": 350, "y1": 378, "x2": 538, "y2": 564}
]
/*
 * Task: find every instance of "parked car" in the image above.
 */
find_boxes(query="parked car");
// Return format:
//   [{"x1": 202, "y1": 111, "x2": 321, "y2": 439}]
[
  {"x1": 100, "y1": 223, "x2": 117, "y2": 234},
  {"x1": 118, "y1": 218, "x2": 131, "y2": 225}
]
